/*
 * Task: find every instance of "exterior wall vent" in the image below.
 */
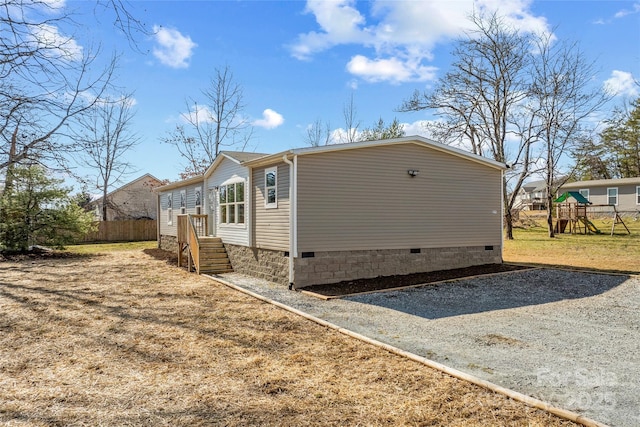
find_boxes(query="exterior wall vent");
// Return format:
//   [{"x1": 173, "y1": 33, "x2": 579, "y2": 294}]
[
  {"x1": 485, "y1": 245, "x2": 494, "y2": 251},
  {"x1": 410, "y1": 248, "x2": 421, "y2": 254},
  {"x1": 301, "y1": 252, "x2": 315, "y2": 258}
]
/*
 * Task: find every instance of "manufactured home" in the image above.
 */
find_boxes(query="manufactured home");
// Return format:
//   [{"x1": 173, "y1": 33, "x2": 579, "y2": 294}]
[
  {"x1": 559, "y1": 177, "x2": 640, "y2": 214},
  {"x1": 156, "y1": 136, "x2": 507, "y2": 288}
]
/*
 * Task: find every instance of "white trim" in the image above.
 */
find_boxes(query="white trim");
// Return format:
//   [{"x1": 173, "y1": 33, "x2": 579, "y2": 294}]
[
  {"x1": 218, "y1": 181, "x2": 246, "y2": 226},
  {"x1": 247, "y1": 170, "x2": 253, "y2": 247},
  {"x1": 166, "y1": 193, "x2": 173, "y2": 225},
  {"x1": 264, "y1": 166, "x2": 278, "y2": 209},
  {"x1": 607, "y1": 187, "x2": 618, "y2": 206},
  {"x1": 179, "y1": 189, "x2": 186, "y2": 214},
  {"x1": 578, "y1": 188, "x2": 590, "y2": 202},
  {"x1": 220, "y1": 176, "x2": 246, "y2": 186},
  {"x1": 292, "y1": 156, "x2": 298, "y2": 258},
  {"x1": 282, "y1": 155, "x2": 296, "y2": 288},
  {"x1": 208, "y1": 187, "x2": 216, "y2": 236},
  {"x1": 501, "y1": 169, "x2": 504, "y2": 252},
  {"x1": 195, "y1": 186, "x2": 202, "y2": 215}
]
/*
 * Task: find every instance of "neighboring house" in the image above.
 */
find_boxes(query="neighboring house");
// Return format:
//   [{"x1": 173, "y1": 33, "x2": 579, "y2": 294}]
[
  {"x1": 90, "y1": 173, "x2": 164, "y2": 221},
  {"x1": 513, "y1": 179, "x2": 548, "y2": 211},
  {"x1": 156, "y1": 137, "x2": 507, "y2": 289},
  {"x1": 559, "y1": 177, "x2": 640, "y2": 214}
]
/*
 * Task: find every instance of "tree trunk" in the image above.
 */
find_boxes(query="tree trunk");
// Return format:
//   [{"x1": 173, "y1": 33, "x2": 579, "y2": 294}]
[
  {"x1": 546, "y1": 193, "x2": 555, "y2": 238},
  {"x1": 102, "y1": 188, "x2": 108, "y2": 221},
  {"x1": 504, "y1": 209, "x2": 514, "y2": 240}
]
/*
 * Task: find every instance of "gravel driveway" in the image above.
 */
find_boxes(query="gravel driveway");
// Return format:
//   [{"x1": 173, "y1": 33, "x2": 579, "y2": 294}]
[{"x1": 213, "y1": 268, "x2": 639, "y2": 427}]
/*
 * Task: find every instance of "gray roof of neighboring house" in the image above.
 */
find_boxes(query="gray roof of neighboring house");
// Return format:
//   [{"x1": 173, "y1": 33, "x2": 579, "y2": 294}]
[
  {"x1": 561, "y1": 177, "x2": 640, "y2": 189},
  {"x1": 520, "y1": 179, "x2": 547, "y2": 193},
  {"x1": 91, "y1": 173, "x2": 162, "y2": 203}
]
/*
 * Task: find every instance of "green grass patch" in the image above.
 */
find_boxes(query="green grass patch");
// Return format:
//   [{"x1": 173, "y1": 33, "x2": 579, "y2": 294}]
[
  {"x1": 505, "y1": 217, "x2": 640, "y2": 274},
  {"x1": 66, "y1": 241, "x2": 157, "y2": 254}
]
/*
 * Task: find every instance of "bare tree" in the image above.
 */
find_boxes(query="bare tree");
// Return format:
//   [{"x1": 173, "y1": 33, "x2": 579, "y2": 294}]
[
  {"x1": 305, "y1": 118, "x2": 332, "y2": 147},
  {"x1": 0, "y1": 0, "x2": 128, "y2": 176},
  {"x1": 342, "y1": 93, "x2": 361, "y2": 144},
  {"x1": 398, "y1": 12, "x2": 535, "y2": 239},
  {"x1": 163, "y1": 65, "x2": 253, "y2": 178},
  {"x1": 529, "y1": 35, "x2": 611, "y2": 237},
  {"x1": 75, "y1": 94, "x2": 141, "y2": 221}
]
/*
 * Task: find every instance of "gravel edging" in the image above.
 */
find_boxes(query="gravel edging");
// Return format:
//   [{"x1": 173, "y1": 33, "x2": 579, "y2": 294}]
[{"x1": 208, "y1": 268, "x2": 640, "y2": 427}]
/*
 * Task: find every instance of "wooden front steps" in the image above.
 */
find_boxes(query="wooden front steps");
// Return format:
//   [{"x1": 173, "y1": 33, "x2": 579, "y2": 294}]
[{"x1": 198, "y1": 237, "x2": 233, "y2": 274}]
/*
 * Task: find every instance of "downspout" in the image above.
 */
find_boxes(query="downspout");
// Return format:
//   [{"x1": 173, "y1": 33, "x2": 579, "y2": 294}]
[
  {"x1": 282, "y1": 154, "x2": 297, "y2": 290},
  {"x1": 501, "y1": 165, "x2": 510, "y2": 262},
  {"x1": 156, "y1": 192, "x2": 161, "y2": 248}
]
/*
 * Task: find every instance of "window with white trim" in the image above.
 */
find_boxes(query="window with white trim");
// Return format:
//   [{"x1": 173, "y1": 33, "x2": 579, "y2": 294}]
[
  {"x1": 167, "y1": 193, "x2": 173, "y2": 225},
  {"x1": 219, "y1": 181, "x2": 245, "y2": 224},
  {"x1": 265, "y1": 167, "x2": 277, "y2": 209},
  {"x1": 195, "y1": 187, "x2": 202, "y2": 214},
  {"x1": 607, "y1": 187, "x2": 618, "y2": 206},
  {"x1": 636, "y1": 186, "x2": 640, "y2": 205},
  {"x1": 579, "y1": 189, "x2": 590, "y2": 201},
  {"x1": 180, "y1": 190, "x2": 186, "y2": 214}
]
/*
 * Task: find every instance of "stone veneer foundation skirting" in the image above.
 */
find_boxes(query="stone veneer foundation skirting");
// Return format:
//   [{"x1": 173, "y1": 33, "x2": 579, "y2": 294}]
[
  {"x1": 292, "y1": 246, "x2": 502, "y2": 288},
  {"x1": 162, "y1": 238, "x2": 502, "y2": 289},
  {"x1": 159, "y1": 234, "x2": 178, "y2": 253},
  {"x1": 224, "y1": 243, "x2": 290, "y2": 286}
]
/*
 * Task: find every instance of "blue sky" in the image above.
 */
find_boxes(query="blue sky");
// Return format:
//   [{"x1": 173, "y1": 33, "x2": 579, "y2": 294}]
[{"x1": 59, "y1": 0, "x2": 640, "y2": 184}]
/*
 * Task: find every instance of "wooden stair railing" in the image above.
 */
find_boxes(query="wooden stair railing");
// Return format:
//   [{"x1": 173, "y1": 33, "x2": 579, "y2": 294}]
[
  {"x1": 177, "y1": 214, "x2": 231, "y2": 274},
  {"x1": 187, "y1": 216, "x2": 201, "y2": 274}
]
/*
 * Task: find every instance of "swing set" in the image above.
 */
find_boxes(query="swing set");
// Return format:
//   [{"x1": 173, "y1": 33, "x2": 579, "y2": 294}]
[{"x1": 553, "y1": 191, "x2": 630, "y2": 236}]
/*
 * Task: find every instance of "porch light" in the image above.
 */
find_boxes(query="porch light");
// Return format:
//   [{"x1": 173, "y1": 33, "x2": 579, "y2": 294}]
[{"x1": 407, "y1": 170, "x2": 419, "y2": 177}]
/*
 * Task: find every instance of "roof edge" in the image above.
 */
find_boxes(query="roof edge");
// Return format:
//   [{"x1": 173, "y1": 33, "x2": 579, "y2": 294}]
[
  {"x1": 242, "y1": 136, "x2": 508, "y2": 170},
  {"x1": 155, "y1": 175, "x2": 205, "y2": 192},
  {"x1": 92, "y1": 173, "x2": 163, "y2": 202}
]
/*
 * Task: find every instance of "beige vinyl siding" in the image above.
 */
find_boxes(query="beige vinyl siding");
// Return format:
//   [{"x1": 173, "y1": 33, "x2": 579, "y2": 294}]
[
  {"x1": 253, "y1": 162, "x2": 290, "y2": 251},
  {"x1": 296, "y1": 143, "x2": 502, "y2": 252},
  {"x1": 206, "y1": 157, "x2": 250, "y2": 245}
]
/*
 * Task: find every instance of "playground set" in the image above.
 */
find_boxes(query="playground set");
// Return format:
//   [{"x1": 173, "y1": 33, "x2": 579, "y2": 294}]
[{"x1": 553, "y1": 191, "x2": 630, "y2": 236}]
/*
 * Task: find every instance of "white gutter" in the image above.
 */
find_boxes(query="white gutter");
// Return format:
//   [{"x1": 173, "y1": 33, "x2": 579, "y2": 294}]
[
  {"x1": 501, "y1": 169, "x2": 505, "y2": 260},
  {"x1": 282, "y1": 154, "x2": 297, "y2": 289},
  {"x1": 156, "y1": 193, "x2": 161, "y2": 248}
]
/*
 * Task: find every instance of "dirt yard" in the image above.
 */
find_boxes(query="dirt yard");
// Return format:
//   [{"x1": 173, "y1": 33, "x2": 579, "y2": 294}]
[{"x1": 0, "y1": 249, "x2": 576, "y2": 426}]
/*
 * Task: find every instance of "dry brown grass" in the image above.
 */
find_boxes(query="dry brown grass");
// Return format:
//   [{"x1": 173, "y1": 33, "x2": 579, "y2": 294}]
[{"x1": 0, "y1": 249, "x2": 576, "y2": 426}]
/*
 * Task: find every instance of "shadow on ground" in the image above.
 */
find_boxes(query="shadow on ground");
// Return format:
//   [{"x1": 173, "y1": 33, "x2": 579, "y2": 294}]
[
  {"x1": 345, "y1": 269, "x2": 630, "y2": 320},
  {"x1": 143, "y1": 248, "x2": 178, "y2": 266}
]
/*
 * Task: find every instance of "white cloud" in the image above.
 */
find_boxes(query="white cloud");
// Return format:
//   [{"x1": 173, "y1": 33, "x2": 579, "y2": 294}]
[
  {"x1": 30, "y1": 24, "x2": 82, "y2": 61},
  {"x1": 604, "y1": 70, "x2": 639, "y2": 97},
  {"x1": 347, "y1": 55, "x2": 437, "y2": 84},
  {"x1": 40, "y1": 0, "x2": 66, "y2": 12},
  {"x1": 253, "y1": 109, "x2": 284, "y2": 129},
  {"x1": 180, "y1": 104, "x2": 214, "y2": 124},
  {"x1": 401, "y1": 120, "x2": 434, "y2": 138},
  {"x1": 290, "y1": 0, "x2": 369, "y2": 60},
  {"x1": 289, "y1": 0, "x2": 552, "y2": 84},
  {"x1": 614, "y1": 2, "x2": 640, "y2": 18},
  {"x1": 152, "y1": 25, "x2": 197, "y2": 69}
]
